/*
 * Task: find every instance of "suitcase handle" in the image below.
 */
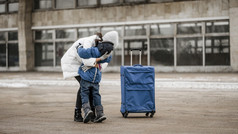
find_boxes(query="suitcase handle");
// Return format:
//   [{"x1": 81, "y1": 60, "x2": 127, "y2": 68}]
[
  {"x1": 130, "y1": 49, "x2": 142, "y2": 66},
  {"x1": 133, "y1": 64, "x2": 143, "y2": 67}
]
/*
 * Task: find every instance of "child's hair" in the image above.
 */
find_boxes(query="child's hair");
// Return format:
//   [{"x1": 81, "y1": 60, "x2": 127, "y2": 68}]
[{"x1": 97, "y1": 41, "x2": 114, "y2": 56}]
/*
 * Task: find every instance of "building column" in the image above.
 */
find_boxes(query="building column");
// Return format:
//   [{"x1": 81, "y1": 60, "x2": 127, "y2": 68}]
[
  {"x1": 18, "y1": 0, "x2": 34, "y2": 71},
  {"x1": 230, "y1": 0, "x2": 238, "y2": 72}
]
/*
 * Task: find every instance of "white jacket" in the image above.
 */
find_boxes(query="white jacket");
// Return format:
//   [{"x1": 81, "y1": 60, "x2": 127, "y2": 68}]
[
  {"x1": 61, "y1": 31, "x2": 119, "y2": 79},
  {"x1": 61, "y1": 35, "x2": 98, "y2": 79}
]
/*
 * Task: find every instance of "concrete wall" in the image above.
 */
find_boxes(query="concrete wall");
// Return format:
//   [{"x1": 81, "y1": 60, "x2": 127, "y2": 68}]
[
  {"x1": 32, "y1": 0, "x2": 229, "y2": 27},
  {"x1": 18, "y1": 0, "x2": 34, "y2": 71},
  {"x1": 0, "y1": 0, "x2": 230, "y2": 29},
  {"x1": 0, "y1": 14, "x2": 18, "y2": 28},
  {"x1": 230, "y1": 0, "x2": 238, "y2": 71},
  {"x1": 0, "y1": 0, "x2": 231, "y2": 30}
]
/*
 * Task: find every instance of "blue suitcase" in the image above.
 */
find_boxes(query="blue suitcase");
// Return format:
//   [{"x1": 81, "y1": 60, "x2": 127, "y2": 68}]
[{"x1": 120, "y1": 50, "x2": 155, "y2": 118}]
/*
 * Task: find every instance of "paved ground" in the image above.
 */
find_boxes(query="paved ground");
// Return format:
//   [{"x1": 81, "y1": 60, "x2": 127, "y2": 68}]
[{"x1": 0, "y1": 72, "x2": 238, "y2": 134}]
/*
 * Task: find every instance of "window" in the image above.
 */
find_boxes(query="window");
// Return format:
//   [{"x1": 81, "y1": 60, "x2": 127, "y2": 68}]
[
  {"x1": 34, "y1": 30, "x2": 54, "y2": 67},
  {"x1": 150, "y1": 24, "x2": 174, "y2": 36},
  {"x1": 101, "y1": 26, "x2": 122, "y2": 37},
  {"x1": 56, "y1": 0, "x2": 75, "y2": 9},
  {"x1": 35, "y1": 43, "x2": 53, "y2": 66},
  {"x1": 0, "y1": 32, "x2": 5, "y2": 40},
  {"x1": 177, "y1": 23, "x2": 202, "y2": 34},
  {"x1": 150, "y1": 38, "x2": 174, "y2": 66},
  {"x1": 205, "y1": 36, "x2": 230, "y2": 65},
  {"x1": 150, "y1": 0, "x2": 173, "y2": 2},
  {"x1": 0, "y1": 0, "x2": 19, "y2": 13},
  {"x1": 110, "y1": 44, "x2": 122, "y2": 66},
  {"x1": 34, "y1": 0, "x2": 52, "y2": 9},
  {"x1": 8, "y1": 31, "x2": 18, "y2": 40},
  {"x1": 78, "y1": 0, "x2": 97, "y2": 6},
  {"x1": 8, "y1": 2, "x2": 18, "y2": 12},
  {"x1": 206, "y1": 21, "x2": 229, "y2": 33},
  {"x1": 56, "y1": 29, "x2": 75, "y2": 39},
  {"x1": 101, "y1": 0, "x2": 120, "y2": 5},
  {"x1": 35, "y1": 30, "x2": 53, "y2": 40},
  {"x1": 125, "y1": 25, "x2": 147, "y2": 36},
  {"x1": 0, "y1": 31, "x2": 19, "y2": 67},
  {"x1": 205, "y1": 20, "x2": 230, "y2": 65},
  {"x1": 151, "y1": 0, "x2": 193, "y2": 2},
  {"x1": 34, "y1": 29, "x2": 77, "y2": 67},
  {"x1": 8, "y1": 43, "x2": 19, "y2": 66},
  {"x1": 177, "y1": 37, "x2": 203, "y2": 66},
  {"x1": 55, "y1": 42, "x2": 72, "y2": 66},
  {"x1": 0, "y1": 4, "x2": 6, "y2": 13},
  {"x1": 124, "y1": 40, "x2": 147, "y2": 65},
  {"x1": 78, "y1": 27, "x2": 99, "y2": 38},
  {"x1": 32, "y1": 19, "x2": 230, "y2": 69},
  {"x1": 0, "y1": 44, "x2": 6, "y2": 67},
  {"x1": 125, "y1": 0, "x2": 146, "y2": 3},
  {"x1": 31, "y1": 0, "x2": 204, "y2": 11}
]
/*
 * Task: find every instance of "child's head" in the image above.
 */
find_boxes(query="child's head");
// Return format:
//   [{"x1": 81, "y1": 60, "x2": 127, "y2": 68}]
[{"x1": 97, "y1": 41, "x2": 114, "y2": 56}]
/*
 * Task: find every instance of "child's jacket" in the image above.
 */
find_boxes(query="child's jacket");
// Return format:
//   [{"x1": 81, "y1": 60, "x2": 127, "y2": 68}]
[{"x1": 77, "y1": 46, "x2": 111, "y2": 83}]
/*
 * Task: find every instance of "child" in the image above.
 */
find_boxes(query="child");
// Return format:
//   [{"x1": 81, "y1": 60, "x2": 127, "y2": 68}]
[{"x1": 77, "y1": 41, "x2": 113, "y2": 123}]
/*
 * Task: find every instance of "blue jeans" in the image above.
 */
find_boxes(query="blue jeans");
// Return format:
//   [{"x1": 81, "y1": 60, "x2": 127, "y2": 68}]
[
  {"x1": 80, "y1": 79, "x2": 101, "y2": 107},
  {"x1": 75, "y1": 76, "x2": 94, "y2": 111}
]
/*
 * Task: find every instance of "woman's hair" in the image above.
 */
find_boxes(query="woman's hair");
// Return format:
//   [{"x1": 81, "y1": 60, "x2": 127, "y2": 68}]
[{"x1": 95, "y1": 32, "x2": 103, "y2": 47}]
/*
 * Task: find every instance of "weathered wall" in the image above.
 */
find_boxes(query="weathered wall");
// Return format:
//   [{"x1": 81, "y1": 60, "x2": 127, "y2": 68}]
[
  {"x1": 230, "y1": 0, "x2": 238, "y2": 71},
  {"x1": 0, "y1": 0, "x2": 230, "y2": 28},
  {"x1": 31, "y1": 0, "x2": 229, "y2": 27},
  {"x1": 0, "y1": 14, "x2": 18, "y2": 28},
  {"x1": 18, "y1": 0, "x2": 34, "y2": 71}
]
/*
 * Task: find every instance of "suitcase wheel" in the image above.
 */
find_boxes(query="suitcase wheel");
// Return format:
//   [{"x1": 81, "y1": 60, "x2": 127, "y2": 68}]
[
  {"x1": 122, "y1": 111, "x2": 128, "y2": 118},
  {"x1": 145, "y1": 112, "x2": 150, "y2": 117},
  {"x1": 150, "y1": 112, "x2": 154, "y2": 118},
  {"x1": 145, "y1": 111, "x2": 155, "y2": 118}
]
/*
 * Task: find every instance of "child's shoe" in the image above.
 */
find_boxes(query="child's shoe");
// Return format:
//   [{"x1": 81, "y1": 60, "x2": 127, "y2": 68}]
[
  {"x1": 82, "y1": 103, "x2": 93, "y2": 123},
  {"x1": 94, "y1": 105, "x2": 106, "y2": 123}
]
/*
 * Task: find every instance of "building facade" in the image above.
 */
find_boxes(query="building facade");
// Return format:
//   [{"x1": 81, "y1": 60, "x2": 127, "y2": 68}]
[{"x1": 0, "y1": 0, "x2": 238, "y2": 72}]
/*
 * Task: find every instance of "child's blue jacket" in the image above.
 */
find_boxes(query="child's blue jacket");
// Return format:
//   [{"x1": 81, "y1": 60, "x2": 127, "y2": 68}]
[{"x1": 77, "y1": 46, "x2": 111, "y2": 83}]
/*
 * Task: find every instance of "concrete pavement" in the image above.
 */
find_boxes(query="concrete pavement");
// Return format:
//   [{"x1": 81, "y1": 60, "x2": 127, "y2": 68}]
[{"x1": 0, "y1": 72, "x2": 238, "y2": 134}]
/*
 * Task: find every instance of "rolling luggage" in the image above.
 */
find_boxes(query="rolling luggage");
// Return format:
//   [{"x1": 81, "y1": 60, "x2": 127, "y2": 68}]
[{"x1": 120, "y1": 49, "x2": 155, "y2": 118}]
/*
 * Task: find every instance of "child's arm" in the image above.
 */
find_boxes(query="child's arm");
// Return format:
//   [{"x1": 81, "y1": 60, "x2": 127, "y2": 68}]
[
  {"x1": 77, "y1": 46, "x2": 99, "y2": 67},
  {"x1": 77, "y1": 46, "x2": 94, "y2": 59}
]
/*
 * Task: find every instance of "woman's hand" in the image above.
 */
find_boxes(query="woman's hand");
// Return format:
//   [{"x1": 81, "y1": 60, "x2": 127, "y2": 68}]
[{"x1": 95, "y1": 64, "x2": 99, "y2": 68}]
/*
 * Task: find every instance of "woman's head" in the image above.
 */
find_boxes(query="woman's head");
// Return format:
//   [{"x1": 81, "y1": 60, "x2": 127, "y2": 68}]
[{"x1": 102, "y1": 31, "x2": 119, "y2": 49}]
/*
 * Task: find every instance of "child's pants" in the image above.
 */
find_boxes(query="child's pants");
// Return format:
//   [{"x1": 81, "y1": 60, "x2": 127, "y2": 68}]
[
  {"x1": 75, "y1": 76, "x2": 94, "y2": 110},
  {"x1": 80, "y1": 79, "x2": 101, "y2": 107}
]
